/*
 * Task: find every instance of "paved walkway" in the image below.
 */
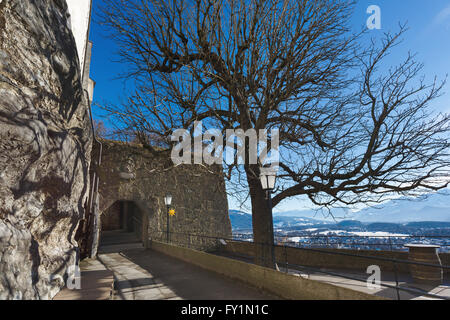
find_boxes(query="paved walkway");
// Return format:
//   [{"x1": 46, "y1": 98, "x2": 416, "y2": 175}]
[
  {"x1": 284, "y1": 267, "x2": 450, "y2": 300},
  {"x1": 53, "y1": 259, "x2": 114, "y2": 300},
  {"x1": 98, "y1": 248, "x2": 279, "y2": 300}
]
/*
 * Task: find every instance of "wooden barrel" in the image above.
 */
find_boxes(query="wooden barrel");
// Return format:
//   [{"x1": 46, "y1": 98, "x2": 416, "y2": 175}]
[{"x1": 405, "y1": 244, "x2": 443, "y2": 285}]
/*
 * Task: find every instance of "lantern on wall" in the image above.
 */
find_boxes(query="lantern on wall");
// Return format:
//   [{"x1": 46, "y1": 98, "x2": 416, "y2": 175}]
[{"x1": 164, "y1": 194, "x2": 173, "y2": 207}]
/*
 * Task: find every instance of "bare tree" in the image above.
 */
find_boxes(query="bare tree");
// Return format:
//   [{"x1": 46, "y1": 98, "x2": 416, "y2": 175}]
[
  {"x1": 98, "y1": 0, "x2": 450, "y2": 268},
  {"x1": 93, "y1": 120, "x2": 108, "y2": 139}
]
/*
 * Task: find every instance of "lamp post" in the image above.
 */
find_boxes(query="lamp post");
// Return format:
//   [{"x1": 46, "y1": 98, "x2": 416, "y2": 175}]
[
  {"x1": 164, "y1": 194, "x2": 172, "y2": 243},
  {"x1": 259, "y1": 166, "x2": 277, "y2": 268}
]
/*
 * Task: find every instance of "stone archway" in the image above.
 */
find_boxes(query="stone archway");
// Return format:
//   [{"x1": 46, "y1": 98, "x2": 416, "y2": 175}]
[
  {"x1": 94, "y1": 140, "x2": 232, "y2": 253},
  {"x1": 99, "y1": 200, "x2": 149, "y2": 250}
]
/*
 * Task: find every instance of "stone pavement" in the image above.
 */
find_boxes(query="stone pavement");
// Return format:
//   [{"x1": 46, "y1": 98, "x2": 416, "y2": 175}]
[
  {"x1": 284, "y1": 267, "x2": 450, "y2": 300},
  {"x1": 53, "y1": 259, "x2": 114, "y2": 300},
  {"x1": 98, "y1": 248, "x2": 279, "y2": 300},
  {"x1": 97, "y1": 230, "x2": 146, "y2": 254}
]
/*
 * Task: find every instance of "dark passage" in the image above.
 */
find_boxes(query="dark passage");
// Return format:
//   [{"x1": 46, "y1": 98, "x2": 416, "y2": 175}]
[{"x1": 100, "y1": 201, "x2": 146, "y2": 249}]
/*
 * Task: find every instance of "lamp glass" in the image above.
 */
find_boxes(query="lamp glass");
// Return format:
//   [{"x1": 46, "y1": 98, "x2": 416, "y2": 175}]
[
  {"x1": 164, "y1": 194, "x2": 172, "y2": 206},
  {"x1": 260, "y1": 166, "x2": 277, "y2": 191},
  {"x1": 267, "y1": 174, "x2": 276, "y2": 190},
  {"x1": 260, "y1": 174, "x2": 268, "y2": 190}
]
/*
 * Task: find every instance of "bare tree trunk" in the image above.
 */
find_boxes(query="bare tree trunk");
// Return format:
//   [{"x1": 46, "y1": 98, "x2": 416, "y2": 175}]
[{"x1": 246, "y1": 164, "x2": 276, "y2": 269}]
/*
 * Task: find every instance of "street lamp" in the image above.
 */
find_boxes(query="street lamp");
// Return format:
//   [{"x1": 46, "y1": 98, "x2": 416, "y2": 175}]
[
  {"x1": 260, "y1": 165, "x2": 277, "y2": 213},
  {"x1": 260, "y1": 167, "x2": 277, "y2": 195},
  {"x1": 164, "y1": 194, "x2": 173, "y2": 206},
  {"x1": 259, "y1": 166, "x2": 277, "y2": 268},
  {"x1": 164, "y1": 194, "x2": 172, "y2": 242}
]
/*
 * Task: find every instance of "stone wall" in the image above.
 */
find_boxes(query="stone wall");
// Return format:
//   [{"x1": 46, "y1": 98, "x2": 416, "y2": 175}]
[
  {"x1": 66, "y1": 0, "x2": 92, "y2": 71},
  {"x1": 0, "y1": 0, "x2": 92, "y2": 299},
  {"x1": 95, "y1": 141, "x2": 232, "y2": 251}
]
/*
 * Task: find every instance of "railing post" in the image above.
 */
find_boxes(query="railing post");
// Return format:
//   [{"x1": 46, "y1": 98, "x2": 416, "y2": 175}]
[
  {"x1": 284, "y1": 245, "x2": 288, "y2": 273},
  {"x1": 389, "y1": 237, "x2": 401, "y2": 300},
  {"x1": 166, "y1": 206, "x2": 170, "y2": 244}
]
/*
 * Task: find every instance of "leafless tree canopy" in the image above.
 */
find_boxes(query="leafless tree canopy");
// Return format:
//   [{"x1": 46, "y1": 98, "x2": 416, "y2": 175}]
[
  {"x1": 99, "y1": 0, "x2": 449, "y2": 207},
  {"x1": 98, "y1": 0, "x2": 450, "y2": 266},
  {"x1": 93, "y1": 120, "x2": 108, "y2": 139}
]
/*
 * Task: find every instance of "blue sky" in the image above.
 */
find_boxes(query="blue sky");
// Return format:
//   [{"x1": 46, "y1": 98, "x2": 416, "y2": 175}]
[{"x1": 88, "y1": 0, "x2": 450, "y2": 213}]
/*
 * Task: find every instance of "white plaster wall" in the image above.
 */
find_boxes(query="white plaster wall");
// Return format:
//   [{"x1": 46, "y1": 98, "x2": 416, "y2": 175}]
[{"x1": 66, "y1": 0, "x2": 92, "y2": 72}]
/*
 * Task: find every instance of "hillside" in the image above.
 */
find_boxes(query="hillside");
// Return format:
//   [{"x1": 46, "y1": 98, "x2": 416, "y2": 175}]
[
  {"x1": 229, "y1": 210, "x2": 328, "y2": 230},
  {"x1": 262, "y1": 191, "x2": 450, "y2": 223}
]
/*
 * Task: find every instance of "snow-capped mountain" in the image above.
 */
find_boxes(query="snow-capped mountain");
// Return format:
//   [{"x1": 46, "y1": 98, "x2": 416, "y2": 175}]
[
  {"x1": 228, "y1": 210, "x2": 253, "y2": 230},
  {"x1": 229, "y1": 209, "x2": 327, "y2": 230},
  {"x1": 349, "y1": 192, "x2": 450, "y2": 223},
  {"x1": 229, "y1": 190, "x2": 450, "y2": 229}
]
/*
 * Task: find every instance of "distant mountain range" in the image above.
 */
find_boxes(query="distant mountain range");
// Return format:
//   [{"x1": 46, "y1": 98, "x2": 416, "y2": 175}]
[
  {"x1": 348, "y1": 192, "x2": 450, "y2": 223},
  {"x1": 229, "y1": 210, "x2": 328, "y2": 230},
  {"x1": 228, "y1": 210, "x2": 253, "y2": 230},
  {"x1": 229, "y1": 190, "x2": 450, "y2": 230}
]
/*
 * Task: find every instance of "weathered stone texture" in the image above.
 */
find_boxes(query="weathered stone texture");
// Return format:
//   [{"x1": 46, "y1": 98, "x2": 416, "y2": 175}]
[
  {"x1": 0, "y1": 0, "x2": 92, "y2": 299},
  {"x1": 96, "y1": 141, "x2": 232, "y2": 250}
]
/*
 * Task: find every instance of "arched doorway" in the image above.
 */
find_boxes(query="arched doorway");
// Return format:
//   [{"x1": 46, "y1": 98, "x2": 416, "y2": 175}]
[{"x1": 99, "y1": 200, "x2": 148, "y2": 251}]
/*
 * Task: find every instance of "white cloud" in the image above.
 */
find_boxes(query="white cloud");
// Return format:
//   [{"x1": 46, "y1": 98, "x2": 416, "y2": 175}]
[{"x1": 434, "y1": 5, "x2": 450, "y2": 25}]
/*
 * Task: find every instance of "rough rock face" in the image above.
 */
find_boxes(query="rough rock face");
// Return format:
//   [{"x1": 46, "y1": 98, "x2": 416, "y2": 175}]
[{"x1": 0, "y1": 0, "x2": 92, "y2": 299}]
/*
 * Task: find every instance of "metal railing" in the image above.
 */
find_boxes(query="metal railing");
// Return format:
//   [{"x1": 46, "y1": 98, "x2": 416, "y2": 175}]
[
  {"x1": 231, "y1": 233, "x2": 450, "y2": 252},
  {"x1": 149, "y1": 230, "x2": 450, "y2": 300}
]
